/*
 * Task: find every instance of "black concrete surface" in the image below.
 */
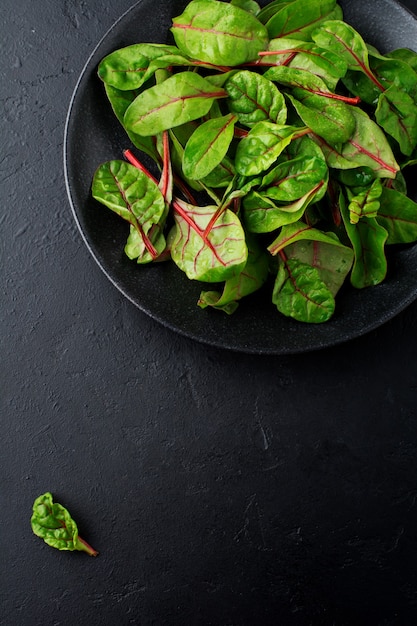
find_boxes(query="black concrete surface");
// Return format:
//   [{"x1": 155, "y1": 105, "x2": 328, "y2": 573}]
[{"x1": 2, "y1": 1, "x2": 417, "y2": 624}]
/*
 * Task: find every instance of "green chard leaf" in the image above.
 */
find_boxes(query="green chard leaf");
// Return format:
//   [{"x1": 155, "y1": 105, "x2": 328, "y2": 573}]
[
  {"x1": 235, "y1": 121, "x2": 308, "y2": 176},
  {"x1": 92, "y1": 160, "x2": 168, "y2": 263},
  {"x1": 225, "y1": 70, "x2": 287, "y2": 127},
  {"x1": 340, "y1": 191, "x2": 388, "y2": 288},
  {"x1": 230, "y1": 0, "x2": 261, "y2": 16},
  {"x1": 377, "y1": 186, "x2": 417, "y2": 244},
  {"x1": 31, "y1": 492, "x2": 98, "y2": 556},
  {"x1": 375, "y1": 85, "x2": 417, "y2": 157},
  {"x1": 268, "y1": 220, "x2": 354, "y2": 296},
  {"x1": 311, "y1": 20, "x2": 385, "y2": 90},
  {"x1": 171, "y1": 0, "x2": 269, "y2": 67},
  {"x1": 260, "y1": 0, "x2": 340, "y2": 41},
  {"x1": 124, "y1": 71, "x2": 227, "y2": 136},
  {"x1": 313, "y1": 107, "x2": 399, "y2": 178},
  {"x1": 98, "y1": 43, "x2": 186, "y2": 90},
  {"x1": 272, "y1": 256, "x2": 336, "y2": 323},
  {"x1": 198, "y1": 234, "x2": 269, "y2": 313},
  {"x1": 168, "y1": 199, "x2": 248, "y2": 282},
  {"x1": 243, "y1": 178, "x2": 326, "y2": 232},
  {"x1": 182, "y1": 113, "x2": 237, "y2": 180}
]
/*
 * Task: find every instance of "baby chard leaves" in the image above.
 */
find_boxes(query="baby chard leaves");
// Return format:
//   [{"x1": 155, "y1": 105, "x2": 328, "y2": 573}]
[{"x1": 91, "y1": 0, "x2": 417, "y2": 325}]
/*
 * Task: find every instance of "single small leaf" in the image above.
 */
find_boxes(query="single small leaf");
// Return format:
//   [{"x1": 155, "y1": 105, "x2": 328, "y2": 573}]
[
  {"x1": 171, "y1": 0, "x2": 269, "y2": 67},
  {"x1": 312, "y1": 20, "x2": 384, "y2": 91},
  {"x1": 31, "y1": 492, "x2": 98, "y2": 556},
  {"x1": 262, "y1": 0, "x2": 338, "y2": 40},
  {"x1": 98, "y1": 43, "x2": 185, "y2": 90},
  {"x1": 375, "y1": 85, "x2": 417, "y2": 157},
  {"x1": 243, "y1": 180, "x2": 326, "y2": 232},
  {"x1": 92, "y1": 160, "x2": 167, "y2": 263},
  {"x1": 235, "y1": 122, "x2": 307, "y2": 176},
  {"x1": 288, "y1": 91, "x2": 355, "y2": 146},
  {"x1": 377, "y1": 186, "x2": 417, "y2": 244},
  {"x1": 124, "y1": 71, "x2": 227, "y2": 136},
  {"x1": 267, "y1": 219, "x2": 349, "y2": 255},
  {"x1": 225, "y1": 70, "x2": 287, "y2": 127},
  {"x1": 346, "y1": 179, "x2": 383, "y2": 224},
  {"x1": 230, "y1": 0, "x2": 261, "y2": 16},
  {"x1": 168, "y1": 199, "x2": 248, "y2": 282},
  {"x1": 182, "y1": 113, "x2": 237, "y2": 180},
  {"x1": 272, "y1": 256, "x2": 335, "y2": 323},
  {"x1": 284, "y1": 237, "x2": 354, "y2": 296},
  {"x1": 313, "y1": 107, "x2": 399, "y2": 178},
  {"x1": 260, "y1": 155, "x2": 328, "y2": 201},
  {"x1": 340, "y1": 191, "x2": 388, "y2": 288}
]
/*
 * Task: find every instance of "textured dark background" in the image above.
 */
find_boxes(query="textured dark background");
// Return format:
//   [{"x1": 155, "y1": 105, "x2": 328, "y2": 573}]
[{"x1": 2, "y1": 1, "x2": 417, "y2": 625}]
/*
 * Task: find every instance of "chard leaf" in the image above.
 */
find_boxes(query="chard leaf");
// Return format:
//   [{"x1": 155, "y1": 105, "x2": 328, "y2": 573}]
[
  {"x1": 261, "y1": 0, "x2": 339, "y2": 40},
  {"x1": 171, "y1": 0, "x2": 269, "y2": 67},
  {"x1": 182, "y1": 114, "x2": 237, "y2": 180},
  {"x1": 260, "y1": 155, "x2": 328, "y2": 201},
  {"x1": 346, "y1": 179, "x2": 382, "y2": 224},
  {"x1": 267, "y1": 219, "x2": 348, "y2": 253},
  {"x1": 377, "y1": 187, "x2": 417, "y2": 244},
  {"x1": 225, "y1": 70, "x2": 287, "y2": 127},
  {"x1": 286, "y1": 41, "x2": 347, "y2": 90},
  {"x1": 311, "y1": 20, "x2": 384, "y2": 90},
  {"x1": 263, "y1": 37, "x2": 347, "y2": 89},
  {"x1": 168, "y1": 199, "x2": 248, "y2": 282},
  {"x1": 243, "y1": 180, "x2": 326, "y2": 232},
  {"x1": 92, "y1": 160, "x2": 167, "y2": 263},
  {"x1": 98, "y1": 43, "x2": 186, "y2": 90},
  {"x1": 104, "y1": 84, "x2": 160, "y2": 162},
  {"x1": 284, "y1": 238, "x2": 353, "y2": 296},
  {"x1": 340, "y1": 192, "x2": 388, "y2": 288},
  {"x1": 198, "y1": 234, "x2": 269, "y2": 313},
  {"x1": 230, "y1": 0, "x2": 261, "y2": 16},
  {"x1": 387, "y1": 48, "x2": 417, "y2": 73},
  {"x1": 287, "y1": 90, "x2": 355, "y2": 146},
  {"x1": 200, "y1": 155, "x2": 236, "y2": 189},
  {"x1": 31, "y1": 492, "x2": 98, "y2": 556},
  {"x1": 313, "y1": 107, "x2": 399, "y2": 178},
  {"x1": 272, "y1": 256, "x2": 335, "y2": 323},
  {"x1": 124, "y1": 71, "x2": 227, "y2": 136},
  {"x1": 235, "y1": 122, "x2": 307, "y2": 176},
  {"x1": 375, "y1": 85, "x2": 417, "y2": 157}
]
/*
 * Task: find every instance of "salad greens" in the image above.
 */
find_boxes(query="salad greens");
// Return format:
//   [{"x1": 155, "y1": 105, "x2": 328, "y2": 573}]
[
  {"x1": 31, "y1": 492, "x2": 98, "y2": 556},
  {"x1": 92, "y1": 0, "x2": 417, "y2": 324}
]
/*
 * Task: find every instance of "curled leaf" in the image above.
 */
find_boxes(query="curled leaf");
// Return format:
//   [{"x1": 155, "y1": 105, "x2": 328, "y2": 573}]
[{"x1": 31, "y1": 492, "x2": 98, "y2": 557}]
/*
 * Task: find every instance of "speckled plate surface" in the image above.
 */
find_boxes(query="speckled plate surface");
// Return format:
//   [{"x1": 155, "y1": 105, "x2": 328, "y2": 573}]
[{"x1": 64, "y1": 0, "x2": 417, "y2": 354}]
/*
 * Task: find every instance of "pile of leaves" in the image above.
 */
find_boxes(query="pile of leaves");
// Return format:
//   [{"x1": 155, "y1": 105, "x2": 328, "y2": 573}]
[{"x1": 92, "y1": 0, "x2": 417, "y2": 323}]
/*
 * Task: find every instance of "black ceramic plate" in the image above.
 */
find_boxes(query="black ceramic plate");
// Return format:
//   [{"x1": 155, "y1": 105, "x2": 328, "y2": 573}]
[{"x1": 64, "y1": 0, "x2": 417, "y2": 355}]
